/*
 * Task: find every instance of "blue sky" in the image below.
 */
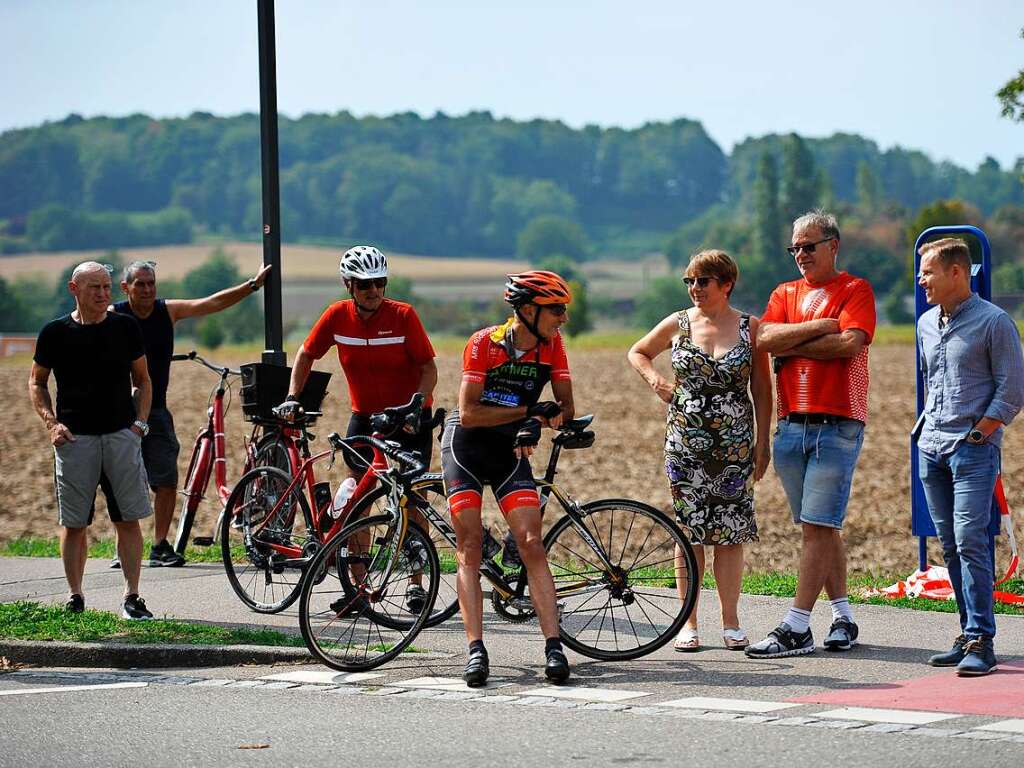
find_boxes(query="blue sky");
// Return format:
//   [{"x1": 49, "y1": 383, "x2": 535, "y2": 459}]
[{"x1": 3, "y1": 1, "x2": 1021, "y2": 169}]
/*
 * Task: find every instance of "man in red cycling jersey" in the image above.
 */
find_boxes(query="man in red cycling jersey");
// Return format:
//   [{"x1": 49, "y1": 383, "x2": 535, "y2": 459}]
[
  {"x1": 281, "y1": 245, "x2": 438, "y2": 611},
  {"x1": 442, "y1": 270, "x2": 576, "y2": 686}
]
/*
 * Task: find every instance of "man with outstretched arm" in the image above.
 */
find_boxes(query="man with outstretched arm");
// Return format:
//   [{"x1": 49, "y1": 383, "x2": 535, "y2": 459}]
[
  {"x1": 915, "y1": 237, "x2": 1024, "y2": 676},
  {"x1": 29, "y1": 261, "x2": 156, "y2": 619},
  {"x1": 746, "y1": 209, "x2": 876, "y2": 659},
  {"x1": 106, "y1": 259, "x2": 271, "y2": 568}
]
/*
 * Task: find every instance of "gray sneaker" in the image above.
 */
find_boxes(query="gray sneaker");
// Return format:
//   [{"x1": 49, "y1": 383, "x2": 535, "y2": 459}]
[
  {"x1": 744, "y1": 623, "x2": 814, "y2": 659},
  {"x1": 823, "y1": 617, "x2": 859, "y2": 651}
]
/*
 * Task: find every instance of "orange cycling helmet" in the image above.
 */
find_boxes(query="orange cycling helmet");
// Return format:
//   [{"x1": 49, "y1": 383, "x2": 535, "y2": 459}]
[{"x1": 504, "y1": 270, "x2": 572, "y2": 307}]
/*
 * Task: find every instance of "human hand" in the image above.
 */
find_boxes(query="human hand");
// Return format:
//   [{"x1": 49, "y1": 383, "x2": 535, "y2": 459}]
[
  {"x1": 651, "y1": 376, "x2": 675, "y2": 404},
  {"x1": 513, "y1": 418, "x2": 541, "y2": 459},
  {"x1": 528, "y1": 401, "x2": 563, "y2": 430},
  {"x1": 49, "y1": 422, "x2": 75, "y2": 448},
  {"x1": 252, "y1": 264, "x2": 272, "y2": 288},
  {"x1": 753, "y1": 440, "x2": 770, "y2": 482}
]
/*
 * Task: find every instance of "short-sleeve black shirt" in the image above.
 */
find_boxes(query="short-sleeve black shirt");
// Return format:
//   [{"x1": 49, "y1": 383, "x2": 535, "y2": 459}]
[
  {"x1": 34, "y1": 312, "x2": 145, "y2": 435},
  {"x1": 113, "y1": 299, "x2": 174, "y2": 409}
]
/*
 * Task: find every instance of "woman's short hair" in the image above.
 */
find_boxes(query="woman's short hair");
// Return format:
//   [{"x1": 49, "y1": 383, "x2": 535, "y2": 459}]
[{"x1": 686, "y1": 249, "x2": 738, "y2": 297}]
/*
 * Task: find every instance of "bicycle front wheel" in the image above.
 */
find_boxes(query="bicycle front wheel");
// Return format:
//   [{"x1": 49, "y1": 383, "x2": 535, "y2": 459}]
[
  {"x1": 221, "y1": 466, "x2": 313, "y2": 613},
  {"x1": 299, "y1": 515, "x2": 440, "y2": 671},
  {"x1": 544, "y1": 498, "x2": 698, "y2": 661}
]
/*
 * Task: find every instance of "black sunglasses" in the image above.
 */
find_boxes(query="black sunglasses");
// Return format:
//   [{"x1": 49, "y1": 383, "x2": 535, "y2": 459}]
[
  {"x1": 543, "y1": 304, "x2": 567, "y2": 317},
  {"x1": 786, "y1": 237, "x2": 834, "y2": 257},
  {"x1": 352, "y1": 277, "x2": 387, "y2": 290},
  {"x1": 682, "y1": 276, "x2": 718, "y2": 288}
]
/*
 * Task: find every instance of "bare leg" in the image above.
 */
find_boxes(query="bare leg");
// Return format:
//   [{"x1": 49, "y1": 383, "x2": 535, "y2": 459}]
[
  {"x1": 60, "y1": 526, "x2": 89, "y2": 597},
  {"x1": 821, "y1": 528, "x2": 848, "y2": 601},
  {"x1": 506, "y1": 505, "x2": 560, "y2": 639},
  {"x1": 680, "y1": 543, "x2": 705, "y2": 631},
  {"x1": 712, "y1": 544, "x2": 744, "y2": 629},
  {"x1": 794, "y1": 523, "x2": 835, "y2": 611},
  {"x1": 451, "y1": 505, "x2": 485, "y2": 643},
  {"x1": 114, "y1": 520, "x2": 144, "y2": 597},
  {"x1": 151, "y1": 486, "x2": 176, "y2": 543}
]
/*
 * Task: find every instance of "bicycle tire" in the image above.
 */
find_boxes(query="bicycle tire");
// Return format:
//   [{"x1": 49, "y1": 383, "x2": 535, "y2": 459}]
[
  {"x1": 220, "y1": 465, "x2": 313, "y2": 613},
  {"x1": 298, "y1": 514, "x2": 439, "y2": 671},
  {"x1": 335, "y1": 476, "x2": 458, "y2": 629},
  {"x1": 543, "y1": 498, "x2": 698, "y2": 661},
  {"x1": 252, "y1": 430, "x2": 295, "y2": 475}
]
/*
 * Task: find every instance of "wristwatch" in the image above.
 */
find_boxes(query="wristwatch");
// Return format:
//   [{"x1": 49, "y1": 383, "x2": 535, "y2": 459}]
[
  {"x1": 248, "y1": 278, "x2": 260, "y2": 292},
  {"x1": 967, "y1": 428, "x2": 986, "y2": 444},
  {"x1": 133, "y1": 420, "x2": 150, "y2": 437}
]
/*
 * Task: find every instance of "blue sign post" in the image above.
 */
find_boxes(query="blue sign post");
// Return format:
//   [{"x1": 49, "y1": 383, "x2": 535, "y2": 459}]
[{"x1": 910, "y1": 225, "x2": 1001, "y2": 570}]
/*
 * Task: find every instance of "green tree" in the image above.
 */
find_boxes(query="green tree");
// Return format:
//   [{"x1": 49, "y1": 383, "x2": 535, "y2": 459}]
[
  {"x1": 780, "y1": 133, "x2": 819, "y2": 222},
  {"x1": 855, "y1": 160, "x2": 881, "y2": 214},
  {"x1": 563, "y1": 278, "x2": 592, "y2": 337},
  {"x1": 751, "y1": 152, "x2": 781, "y2": 269},
  {"x1": 997, "y1": 27, "x2": 1024, "y2": 122},
  {"x1": 0, "y1": 277, "x2": 24, "y2": 331},
  {"x1": 197, "y1": 315, "x2": 225, "y2": 349},
  {"x1": 180, "y1": 247, "x2": 262, "y2": 343},
  {"x1": 633, "y1": 276, "x2": 687, "y2": 330},
  {"x1": 516, "y1": 215, "x2": 588, "y2": 263}
]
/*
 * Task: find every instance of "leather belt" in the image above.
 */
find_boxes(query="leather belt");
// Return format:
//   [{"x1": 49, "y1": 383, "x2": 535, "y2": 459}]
[{"x1": 784, "y1": 412, "x2": 851, "y2": 425}]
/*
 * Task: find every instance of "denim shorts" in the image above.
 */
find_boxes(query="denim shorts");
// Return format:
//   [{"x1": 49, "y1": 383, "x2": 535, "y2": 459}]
[{"x1": 772, "y1": 418, "x2": 865, "y2": 529}]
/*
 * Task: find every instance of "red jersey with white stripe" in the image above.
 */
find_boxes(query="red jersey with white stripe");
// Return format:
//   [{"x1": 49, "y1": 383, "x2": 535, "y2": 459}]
[
  {"x1": 303, "y1": 299, "x2": 435, "y2": 414},
  {"x1": 761, "y1": 272, "x2": 875, "y2": 422}
]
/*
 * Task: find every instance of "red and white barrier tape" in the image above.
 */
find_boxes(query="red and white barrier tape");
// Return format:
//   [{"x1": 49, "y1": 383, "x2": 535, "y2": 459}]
[{"x1": 866, "y1": 474, "x2": 1022, "y2": 605}]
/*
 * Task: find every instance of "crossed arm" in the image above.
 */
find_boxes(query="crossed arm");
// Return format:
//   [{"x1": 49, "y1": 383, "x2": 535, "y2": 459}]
[{"x1": 757, "y1": 318, "x2": 867, "y2": 360}]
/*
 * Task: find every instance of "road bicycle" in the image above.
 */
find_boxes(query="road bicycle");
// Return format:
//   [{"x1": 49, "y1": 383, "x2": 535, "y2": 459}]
[
  {"x1": 300, "y1": 414, "x2": 700, "y2": 669},
  {"x1": 170, "y1": 351, "x2": 299, "y2": 556},
  {"x1": 220, "y1": 393, "x2": 445, "y2": 614}
]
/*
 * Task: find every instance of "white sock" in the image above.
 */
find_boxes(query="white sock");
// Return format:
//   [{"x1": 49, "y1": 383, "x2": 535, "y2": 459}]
[
  {"x1": 830, "y1": 597, "x2": 854, "y2": 622},
  {"x1": 782, "y1": 607, "x2": 812, "y2": 633}
]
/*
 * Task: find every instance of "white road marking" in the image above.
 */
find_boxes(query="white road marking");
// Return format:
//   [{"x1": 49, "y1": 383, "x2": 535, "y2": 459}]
[
  {"x1": 0, "y1": 682, "x2": 148, "y2": 697},
  {"x1": 815, "y1": 707, "x2": 959, "y2": 725},
  {"x1": 259, "y1": 671, "x2": 384, "y2": 685},
  {"x1": 660, "y1": 696, "x2": 801, "y2": 714},
  {"x1": 518, "y1": 686, "x2": 652, "y2": 703},
  {"x1": 400, "y1": 676, "x2": 511, "y2": 692},
  {"x1": 974, "y1": 719, "x2": 1024, "y2": 734}
]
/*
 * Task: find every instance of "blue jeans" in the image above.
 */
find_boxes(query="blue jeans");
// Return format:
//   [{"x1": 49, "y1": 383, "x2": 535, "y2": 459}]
[
  {"x1": 773, "y1": 418, "x2": 864, "y2": 529},
  {"x1": 917, "y1": 442, "x2": 998, "y2": 639}
]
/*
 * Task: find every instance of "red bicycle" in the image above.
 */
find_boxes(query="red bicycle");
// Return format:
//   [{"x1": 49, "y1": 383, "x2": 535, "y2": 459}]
[
  {"x1": 220, "y1": 393, "x2": 445, "y2": 613},
  {"x1": 171, "y1": 351, "x2": 299, "y2": 555}
]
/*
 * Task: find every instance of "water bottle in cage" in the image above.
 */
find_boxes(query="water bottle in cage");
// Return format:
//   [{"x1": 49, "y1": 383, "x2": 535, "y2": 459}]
[{"x1": 332, "y1": 477, "x2": 358, "y2": 519}]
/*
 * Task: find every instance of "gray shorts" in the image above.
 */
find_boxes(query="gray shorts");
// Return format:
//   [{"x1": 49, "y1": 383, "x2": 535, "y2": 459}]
[
  {"x1": 142, "y1": 408, "x2": 180, "y2": 488},
  {"x1": 54, "y1": 428, "x2": 153, "y2": 528}
]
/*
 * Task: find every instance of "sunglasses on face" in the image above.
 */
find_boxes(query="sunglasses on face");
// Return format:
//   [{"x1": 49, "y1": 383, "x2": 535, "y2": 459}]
[
  {"x1": 682, "y1": 276, "x2": 718, "y2": 288},
  {"x1": 543, "y1": 304, "x2": 567, "y2": 317},
  {"x1": 352, "y1": 277, "x2": 387, "y2": 290},
  {"x1": 786, "y1": 237, "x2": 834, "y2": 257}
]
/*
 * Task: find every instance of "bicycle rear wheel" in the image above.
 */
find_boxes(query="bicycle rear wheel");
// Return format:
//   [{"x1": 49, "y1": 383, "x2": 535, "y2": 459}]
[
  {"x1": 252, "y1": 430, "x2": 295, "y2": 475},
  {"x1": 221, "y1": 466, "x2": 313, "y2": 613},
  {"x1": 405, "y1": 474, "x2": 460, "y2": 628},
  {"x1": 299, "y1": 515, "x2": 439, "y2": 671},
  {"x1": 544, "y1": 498, "x2": 697, "y2": 661}
]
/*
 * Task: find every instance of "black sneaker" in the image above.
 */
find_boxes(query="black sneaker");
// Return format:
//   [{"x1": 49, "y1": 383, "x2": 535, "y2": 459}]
[
  {"x1": 463, "y1": 648, "x2": 490, "y2": 687},
  {"x1": 956, "y1": 637, "x2": 997, "y2": 677},
  {"x1": 122, "y1": 594, "x2": 154, "y2": 621},
  {"x1": 823, "y1": 617, "x2": 859, "y2": 651},
  {"x1": 110, "y1": 556, "x2": 121, "y2": 569},
  {"x1": 545, "y1": 649, "x2": 571, "y2": 683},
  {"x1": 501, "y1": 531, "x2": 522, "y2": 570},
  {"x1": 65, "y1": 594, "x2": 85, "y2": 613},
  {"x1": 405, "y1": 584, "x2": 428, "y2": 614},
  {"x1": 148, "y1": 540, "x2": 186, "y2": 568},
  {"x1": 928, "y1": 634, "x2": 968, "y2": 667},
  {"x1": 744, "y1": 623, "x2": 814, "y2": 659}
]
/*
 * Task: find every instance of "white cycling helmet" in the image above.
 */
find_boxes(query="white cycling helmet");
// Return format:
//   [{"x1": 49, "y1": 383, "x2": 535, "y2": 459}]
[{"x1": 339, "y1": 245, "x2": 388, "y2": 280}]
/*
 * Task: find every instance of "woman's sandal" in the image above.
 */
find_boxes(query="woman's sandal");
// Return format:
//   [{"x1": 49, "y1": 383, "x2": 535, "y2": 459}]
[
  {"x1": 722, "y1": 627, "x2": 749, "y2": 650},
  {"x1": 673, "y1": 626, "x2": 700, "y2": 652}
]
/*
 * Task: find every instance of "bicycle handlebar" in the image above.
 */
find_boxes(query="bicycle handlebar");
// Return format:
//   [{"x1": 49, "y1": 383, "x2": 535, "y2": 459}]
[
  {"x1": 171, "y1": 350, "x2": 241, "y2": 377},
  {"x1": 327, "y1": 432, "x2": 426, "y2": 479}
]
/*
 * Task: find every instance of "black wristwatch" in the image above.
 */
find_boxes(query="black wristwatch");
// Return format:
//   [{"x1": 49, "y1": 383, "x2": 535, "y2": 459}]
[
  {"x1": 968, "y1": 428, "x2": 986, "y2": 444},
  {"x1": 248, "y1": 278, "x2": 260, "y2": 292}
]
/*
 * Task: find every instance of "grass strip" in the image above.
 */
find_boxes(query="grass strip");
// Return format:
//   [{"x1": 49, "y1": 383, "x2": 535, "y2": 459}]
[{"x1": 0, "y1": 600, "x2": 305, "y2": 646}]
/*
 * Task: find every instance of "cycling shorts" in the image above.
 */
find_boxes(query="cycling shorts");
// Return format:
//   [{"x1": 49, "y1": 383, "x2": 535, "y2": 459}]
[{"x1": 440, "y1": 414, "x2": 539, "y2": 517}]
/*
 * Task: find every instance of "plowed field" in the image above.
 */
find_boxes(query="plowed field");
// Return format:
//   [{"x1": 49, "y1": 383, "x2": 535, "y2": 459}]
[{"x1": 4, "y1": 344, "x2": 1020, "y2": 577}]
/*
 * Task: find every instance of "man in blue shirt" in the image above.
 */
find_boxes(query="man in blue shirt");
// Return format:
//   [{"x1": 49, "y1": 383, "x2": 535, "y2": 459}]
[{"x1": 916, "y1": 237, "x2": 1024, "y2": 676}]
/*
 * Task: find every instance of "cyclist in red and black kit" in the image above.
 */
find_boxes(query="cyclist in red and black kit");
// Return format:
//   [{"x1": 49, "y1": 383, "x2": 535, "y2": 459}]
[
  {"x1": 442, "y1": 270, "x2": 576, "y2": 686},
  {"x1": 281, "y1": 246, "x2": 438, "y2": 610}
]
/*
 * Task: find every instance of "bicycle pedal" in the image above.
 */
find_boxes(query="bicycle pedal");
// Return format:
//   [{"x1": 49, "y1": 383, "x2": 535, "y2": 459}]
[{"x1": 192, "y1": 536, "x2": 214, "y2": 546}]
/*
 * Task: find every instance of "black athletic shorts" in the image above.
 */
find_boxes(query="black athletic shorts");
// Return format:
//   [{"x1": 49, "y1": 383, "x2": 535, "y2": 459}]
[{"x1": 343, "y1": 407, "x2": 434, "y2": 474}]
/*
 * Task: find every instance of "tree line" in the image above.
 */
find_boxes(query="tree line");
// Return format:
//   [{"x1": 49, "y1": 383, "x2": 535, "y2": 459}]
[{"x1": 1, "y1": 111, "x2": 1020, "y2": 259}]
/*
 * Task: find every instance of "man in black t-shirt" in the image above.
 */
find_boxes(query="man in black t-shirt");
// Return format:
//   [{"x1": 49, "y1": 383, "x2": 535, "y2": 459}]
[
  {"x1": 106, "y1": 259, "x2": 270, "y2": 567},
  {"x1": 29, "y1": 261, "x2": 156, "y2": 620}
]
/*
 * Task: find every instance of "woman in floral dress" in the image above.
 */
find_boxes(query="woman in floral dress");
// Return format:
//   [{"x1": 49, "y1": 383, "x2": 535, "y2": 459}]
[{"x1": 628, "y1": 250, "x2": 772, "y2": 651}]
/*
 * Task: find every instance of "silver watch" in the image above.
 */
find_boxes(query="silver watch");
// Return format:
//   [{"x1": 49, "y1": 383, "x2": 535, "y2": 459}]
[{"x1": 133, "y1": 420, "x2": 150, "y2": 437}]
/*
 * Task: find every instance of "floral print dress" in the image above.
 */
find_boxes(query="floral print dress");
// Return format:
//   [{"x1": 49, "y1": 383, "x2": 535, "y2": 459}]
[{"x1": 665, "y1": 310, "x2": 758, "y2": 545}]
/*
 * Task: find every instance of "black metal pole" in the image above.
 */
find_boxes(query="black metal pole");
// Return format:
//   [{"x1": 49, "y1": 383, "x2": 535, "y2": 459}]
[{"x1": 257, "y1": 0, "x2": 285, "y2": 366}]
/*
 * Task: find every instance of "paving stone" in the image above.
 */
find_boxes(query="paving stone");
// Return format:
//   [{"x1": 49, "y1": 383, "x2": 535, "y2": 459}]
[
  {"x1": 806, "y1": 719, "x2": 866, "y2": 730},
  {"x1": 396, "y1": 689, "x2": 444, "y2": 700},
  {"x1": 699, "y1": 711, "x2": 742, "y2": 721},
  {"x1": 475, "y1": 695, "x2": 519, "y2": 704},
  {"x1": 153, "y1": 676, "x2": 202, "y2": 685},
  {"x1": 732, "y1": 715, "x2": 778, "y2": 725},
  {"x1": 259, "y1": 681, "x2": 300, "y2": 690},
  {"x1": 626, "y1": 707, "x2": 674, "y2": 717},
  {"x1": 583, "y1": 702, "x2": 627, "y2": 712},
  {"x1": 431, "y1": 691, "x2": 483, "y2": 701},
  {"x1": 189, "y1": 678, "x2": 233, "y2": 687},
  {"x1": 906, "y1": 727, "x2": 961, "y2": 738},
  {"x1": 951, "y1": 731, "x2": 1006, "y2": 741},
  {"x1": 293, "y1": 684, "x2": 339, "y2": 692},
  {"x1": 862, "y1": 723, "x2": 915, "y2": 734},
  {"x1": 225, "y1": 680, "x2": 267, "y2": 688},
  {"x1": 511, "y1": 696, "x2": 557, "y2": 706},
  {"x1": 360, "y1": 686, "x2": 407, "y2": 696},
  {"x1": 767, "y1": 716, "x2": 820, "y2": 727}
]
